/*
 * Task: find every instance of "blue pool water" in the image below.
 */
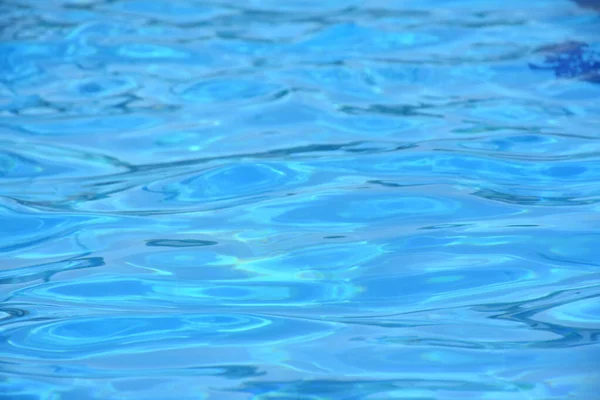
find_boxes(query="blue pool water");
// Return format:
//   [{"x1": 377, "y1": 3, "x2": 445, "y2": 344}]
[{"x1": 1, "y1": 0, "x2": 600, "y2": 399}]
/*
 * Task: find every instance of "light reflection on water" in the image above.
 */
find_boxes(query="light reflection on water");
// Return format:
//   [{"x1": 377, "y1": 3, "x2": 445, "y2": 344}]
[{"x1": 0, "y1": 0, "x2": 599, "y2": 399}]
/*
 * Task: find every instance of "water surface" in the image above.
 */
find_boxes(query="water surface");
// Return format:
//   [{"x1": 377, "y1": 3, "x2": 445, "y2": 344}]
[{"x1": 1, "y1": 0, "x2": 599, "y2": 399}]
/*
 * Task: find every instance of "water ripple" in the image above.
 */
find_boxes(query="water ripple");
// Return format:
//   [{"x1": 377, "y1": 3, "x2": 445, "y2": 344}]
[
  {"x1": 2, "y1": 0, "x2": 599, "y2": 398},
  {"x1": 2, "y1": 313, "x2": 336, "y2": 360}
]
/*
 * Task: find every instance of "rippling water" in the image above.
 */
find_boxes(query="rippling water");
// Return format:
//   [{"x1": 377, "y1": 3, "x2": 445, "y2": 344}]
[{"x1": 1, "y1": 0, "x2": 600, "y2": 399}]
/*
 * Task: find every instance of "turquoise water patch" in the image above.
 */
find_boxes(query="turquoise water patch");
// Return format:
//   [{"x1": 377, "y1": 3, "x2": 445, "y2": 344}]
[
  {"x1": 176, "y1": 78, "x2": 282, "y2": 104},
  {"x1": 14, "y1": 276, "x2": 361, "y2": 308},
  {"x1": 1, "y1": 0, "x2": 599, "y2": 398}
]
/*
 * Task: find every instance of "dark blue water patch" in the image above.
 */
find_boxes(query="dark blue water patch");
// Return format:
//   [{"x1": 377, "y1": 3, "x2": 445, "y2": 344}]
[
  {"x1": 574, "y1": 0, "x2": 600, "y2": 9},
  {"x1": 145, "y1": 239, "x2": 218, "y2": 247},
  {"x1": 0, "y1": 395, "x2": 39, "y2": 400},
  {"x1": 530, "y1": 41, "x2": 600, "y2": 84}
]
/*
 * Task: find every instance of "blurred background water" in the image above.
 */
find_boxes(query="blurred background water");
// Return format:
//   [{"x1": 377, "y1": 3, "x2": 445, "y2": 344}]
[{"x1": 1, "y1": 0, "x2": 600, "y2": 399}]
